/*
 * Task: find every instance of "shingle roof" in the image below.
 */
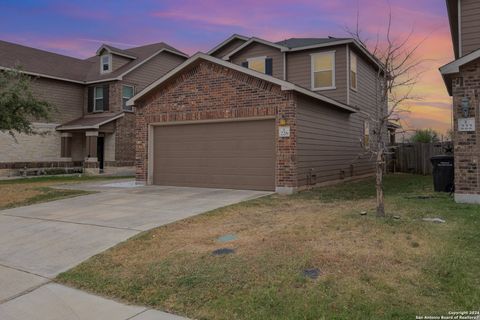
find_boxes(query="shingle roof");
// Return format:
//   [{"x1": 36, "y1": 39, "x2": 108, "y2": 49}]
[
  {"x1": 0, "y1": 40, "x2": 187, "y2": 83},
  {"x1": 56, "y1": 112, "x2": 124, "y2": 130},
  {"x1": 275, "y1": 37, "x2": 351, "y2": 49}
]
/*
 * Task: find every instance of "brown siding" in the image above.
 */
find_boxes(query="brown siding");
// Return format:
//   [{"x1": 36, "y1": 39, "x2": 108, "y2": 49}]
[
  {"x1": 31, "y1": 77, "x2": 84, "y2": 123},
  {"x1": 349, "y1": 47, "x2": 380, "y2": 113},
  {"x1": 124, "y1": 51, "x2": 186, "y2": 92},
  {"x1": 296, "y1": 95, "x2": 374, "y2": 186},
  {"x1": 111, "y1": 54, "x2": 131, "y2": 71},
  {"x1": 461, "y1": 0, "x2": 480, "y2": 56},
  {"x1": 286, "y1": 45, "x2": 348, "y2": 103},
  {"x1": 229, "y1": 42, "x2": 284, "y2": 79},
  {"x1": 210, "y1": 38, "x2": 247, "y2": 59}
]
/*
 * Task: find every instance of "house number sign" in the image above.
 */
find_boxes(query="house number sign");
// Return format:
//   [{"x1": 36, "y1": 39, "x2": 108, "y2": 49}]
[
  {"x1": 458, "y1": 117, "x2": 475, "y2": 132},
  {"x1": 279, "y1": 126, "x2": 290, "y2": 138}
]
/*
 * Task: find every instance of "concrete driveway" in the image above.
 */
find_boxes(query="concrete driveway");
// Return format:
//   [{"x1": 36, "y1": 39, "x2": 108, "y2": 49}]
[{"x1": 0, "y1": 179, "x2": 269, "y2": 319}]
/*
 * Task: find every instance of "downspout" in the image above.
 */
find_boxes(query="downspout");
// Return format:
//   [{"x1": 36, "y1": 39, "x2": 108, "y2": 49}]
[
  {"x1": 283, "y1": 51, "x2": 287, "y2": 80},
  {"x1": 458, "y1": 0, "x2": 462, "y2": 57},
  {"x1": 346, "y1": 44, "x2": 350, "y2": 105}
]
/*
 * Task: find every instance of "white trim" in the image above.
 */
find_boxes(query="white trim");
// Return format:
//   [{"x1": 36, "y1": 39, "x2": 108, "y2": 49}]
[
  {"x1": 93, "y1": 86, "x2": 104, "y2": 112},
  {"x1": 207, "y1": 34, "x2": 249, "y2": 55},
  {"x1": 0, "y1": 66, "x2": 84, "y2": 84},
  {"x1": 222, "y1": 37, "x2": 288, "y2": 60},
  {"x1": 122, "y1": 85, "x2": 135, "y2": 111},
  {"x1": 310, "y1": 51, "x2": 336, "y2": 91},
  {"x1": 147, "y1": 124, "x2": 154, "y2": 185},
  {"x1": 127, "y1": 52, "x2": 357, "y2": 113},
  {"x1": 96, "y1": 44, "x2": 137, "y2": 60},
  {"x1": 346, "y1": 44, "x2": 350, "y2": 105},
  {"x1": 440, "y1": 48, "x2": 480, "y2": 74},
  {"x1": 56, "y1": 113, "x2": 125, "y2": 131},
  {"x1": 282, "y1": 51, "x2": 286, "y2": 80},
  {"x1": 458, "y1": 0, "x2": 462, "y2": 57},
  {"x1": 287, "y1": 39, "x2": 383, "y2": 70},
  {"x1": 350, "y1": 50, "x2": 358, "y2": 92},
  {"x1": 246, "y1": 56, "x2": 267, "y2": 73},
  {"x1": 100, "y1": 53, "x2": 112, "y2": 74}
]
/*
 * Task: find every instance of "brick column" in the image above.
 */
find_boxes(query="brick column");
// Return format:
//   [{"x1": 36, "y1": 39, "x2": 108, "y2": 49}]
[
  {"x1": 60, "y1": 132, "x2": 72, "y2": 159},
  {"x1": 452, "y1": 61, "x2": 480, "y2": 204},
  {"x1": 275, "y1": 92, "x2": 298, "y2": 194},
  {"x1": 84, "y1": 131, "x2": 99, "y2": 175}
]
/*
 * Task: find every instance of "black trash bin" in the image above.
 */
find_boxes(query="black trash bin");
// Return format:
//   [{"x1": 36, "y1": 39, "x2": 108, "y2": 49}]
[{"x1": 430, "y1": 155, "x2": 454, "y2": 192}]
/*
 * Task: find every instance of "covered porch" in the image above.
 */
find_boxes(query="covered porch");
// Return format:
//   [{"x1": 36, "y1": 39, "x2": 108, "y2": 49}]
[{"x1": 56, "y1": 113, "x2": 124, "y2": 175}]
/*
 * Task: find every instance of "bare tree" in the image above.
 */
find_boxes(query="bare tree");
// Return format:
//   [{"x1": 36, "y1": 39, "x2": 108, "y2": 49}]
[{"x1": 346, "y1": 10, "x2": 424, "y2": 217}]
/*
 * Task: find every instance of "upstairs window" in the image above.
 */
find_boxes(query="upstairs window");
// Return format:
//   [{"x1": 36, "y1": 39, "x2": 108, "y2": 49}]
[
  {"x1": 100, "y1": 54, "x2": 111, "y2": 73},
  {"x1": 364, "y1": 120, "x2": 370, "y2": 149},
  {"x1": 122, "y1": 85, "x2": 135, "y2": 111},
  {"x1": 88, "y1": 85, "x2": 109, "y2": 113},
  {"x1": 242, "y1": 57, "x2": 273, "y2": 75},
  {"x1": 311, "y1": 51, "x2": 335, "y2": 90},
  {"x1": 94, "y1": 87, "x2": 104, "y2": 112},
  {"x1": 350, "y1": 52, "x2": 358, "y2": 90}
]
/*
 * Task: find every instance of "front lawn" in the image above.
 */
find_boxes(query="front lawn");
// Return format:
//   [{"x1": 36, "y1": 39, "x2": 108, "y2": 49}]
[
  {"x1": 57, "y1": 174, "x2": 480, "y2": 320},
  {"x1": 0, "y1": 175, "x2": 132, "y2": 210}
]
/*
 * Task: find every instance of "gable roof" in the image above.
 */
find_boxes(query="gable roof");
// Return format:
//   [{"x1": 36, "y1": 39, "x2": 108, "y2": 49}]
[
  {"x1": 207, "y1": 34, "x2": 249, "y2": 55},
  {"x1": 127, "y1": 52, "x2": 357, "y2": 113},
  {"x1": 220, "y1": 36, "x2": 382, "y2": 70},
  {"x1": 439, "y1": 47, "x2": 480, "y2": 95},
  {"x1": 275, "y1": 37, "x2": 351, "y2": 49},
  {"x1": 96, "y1": 44, "x2": 137, "y2": 59},
  {"x1": 445, "y1": 0, "x2": 460, "y2": 58},
  {"x1": 0, "y1": 40, "x2": 188, "y2": 84},
  {"x1": 56, "y1": 112, "x2": 124, "y2": 131}
]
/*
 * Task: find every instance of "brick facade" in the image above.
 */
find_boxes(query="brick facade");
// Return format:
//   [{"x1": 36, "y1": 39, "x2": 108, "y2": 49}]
[
  {"x1": 135, "y1": 61, "x2": 298, "y2": 191},
  {"x1": 452, "y1": 59, "x2": 480, "y2": 200}
]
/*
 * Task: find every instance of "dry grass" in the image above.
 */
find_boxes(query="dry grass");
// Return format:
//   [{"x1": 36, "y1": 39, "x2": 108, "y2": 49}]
[
  {"x1": 58, "y1": 175, "x2": 480, "y2": 320},
  {"x1": 0, "y1": 175, "x2": 130, "y2": 209}
]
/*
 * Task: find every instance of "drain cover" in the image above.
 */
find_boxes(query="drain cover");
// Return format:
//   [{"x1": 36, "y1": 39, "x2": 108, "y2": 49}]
[
  {"x1": 217, "y1": 234, "x2": 237, "y2": 243},
  {"x1": 303, "y1": 268, "x2": 321, "y2": 279},
  {"x1": 212, "y1": 248, "x2": 235, "y2": 256}
]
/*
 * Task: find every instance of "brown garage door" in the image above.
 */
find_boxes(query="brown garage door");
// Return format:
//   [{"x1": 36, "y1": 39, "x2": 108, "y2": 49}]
[{"x1": 153, "y1": 119, "x2": 275, "y2": 191}]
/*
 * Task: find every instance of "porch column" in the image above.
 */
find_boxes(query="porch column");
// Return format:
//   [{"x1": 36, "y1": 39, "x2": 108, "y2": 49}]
[
  {"x1": 60, "y1": 132, "x2": 72, "y2": 158},
  {"x1": 84, "y1": 131, "x2": 99, "y2": 175},
  {"x1": 85, "y1": 131, "x2": 98, "y2": 160}
]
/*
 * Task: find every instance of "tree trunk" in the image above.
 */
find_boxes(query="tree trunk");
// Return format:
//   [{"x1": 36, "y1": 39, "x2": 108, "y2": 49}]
[{"x1": 376, "y1": 149, "x2": 385, "y2": 217}]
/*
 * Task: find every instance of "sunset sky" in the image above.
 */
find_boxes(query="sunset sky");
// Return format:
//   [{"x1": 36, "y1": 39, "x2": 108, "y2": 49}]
[{"x1": 0, "y1": 0, "x2": 454, "y2": 136}]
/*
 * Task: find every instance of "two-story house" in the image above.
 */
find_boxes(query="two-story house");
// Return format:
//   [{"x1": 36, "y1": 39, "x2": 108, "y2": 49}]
[
  {"x1": 129, "y1": 34, "x2": 385, "y2": 193},
  {"x1": 440, "y1": 0, "x2": 480, "y2": 203},
  {"x1": 0, "y1": 40, "x2": 187, "y2": 177}
]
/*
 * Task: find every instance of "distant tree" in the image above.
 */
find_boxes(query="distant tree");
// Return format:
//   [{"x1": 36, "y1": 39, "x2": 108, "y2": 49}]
[
  {"x1": 0, "y1": 67, "x2": 53, "y2": 136},
  {"x1": 411, "y1": 129, "x2": 439, "y2": 143}
]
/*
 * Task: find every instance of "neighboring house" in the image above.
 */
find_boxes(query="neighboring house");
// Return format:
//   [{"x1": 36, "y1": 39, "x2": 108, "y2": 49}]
[
  {"x1": 0, "y1": 40, "x2": 187, "y2": 177},
  {"x1": 129, "y1": 34, "x2": 385, "y2": 193},
  {"x1": 440, "y1": 0, "x2": 480, "y2": 203}
]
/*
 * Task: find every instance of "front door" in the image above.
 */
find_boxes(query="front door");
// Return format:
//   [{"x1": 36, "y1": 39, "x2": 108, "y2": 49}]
[{"x1": 97, "y1": 136, "x2": 105, "y2": 172}]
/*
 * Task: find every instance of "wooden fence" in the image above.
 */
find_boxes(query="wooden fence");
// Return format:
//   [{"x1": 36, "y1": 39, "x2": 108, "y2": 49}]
[{"x1": 390, "y1": 142, "x2": 453, "y2": 175}]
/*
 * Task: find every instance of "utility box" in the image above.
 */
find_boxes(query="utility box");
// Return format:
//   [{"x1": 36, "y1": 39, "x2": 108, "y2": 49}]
[{"x1": 430, "y1": 155, "x2": 454, "y2": 192}]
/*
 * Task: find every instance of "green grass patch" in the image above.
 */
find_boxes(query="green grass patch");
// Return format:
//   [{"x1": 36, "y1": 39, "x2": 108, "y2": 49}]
[{"x1": 57, "y1": 174, "x2": 480, "y2": 320}]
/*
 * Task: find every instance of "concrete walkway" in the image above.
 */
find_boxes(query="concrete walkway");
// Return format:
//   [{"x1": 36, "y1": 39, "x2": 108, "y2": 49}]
[{"x1": 0, "y1": 179, "x2": 270, "y2": 319}]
